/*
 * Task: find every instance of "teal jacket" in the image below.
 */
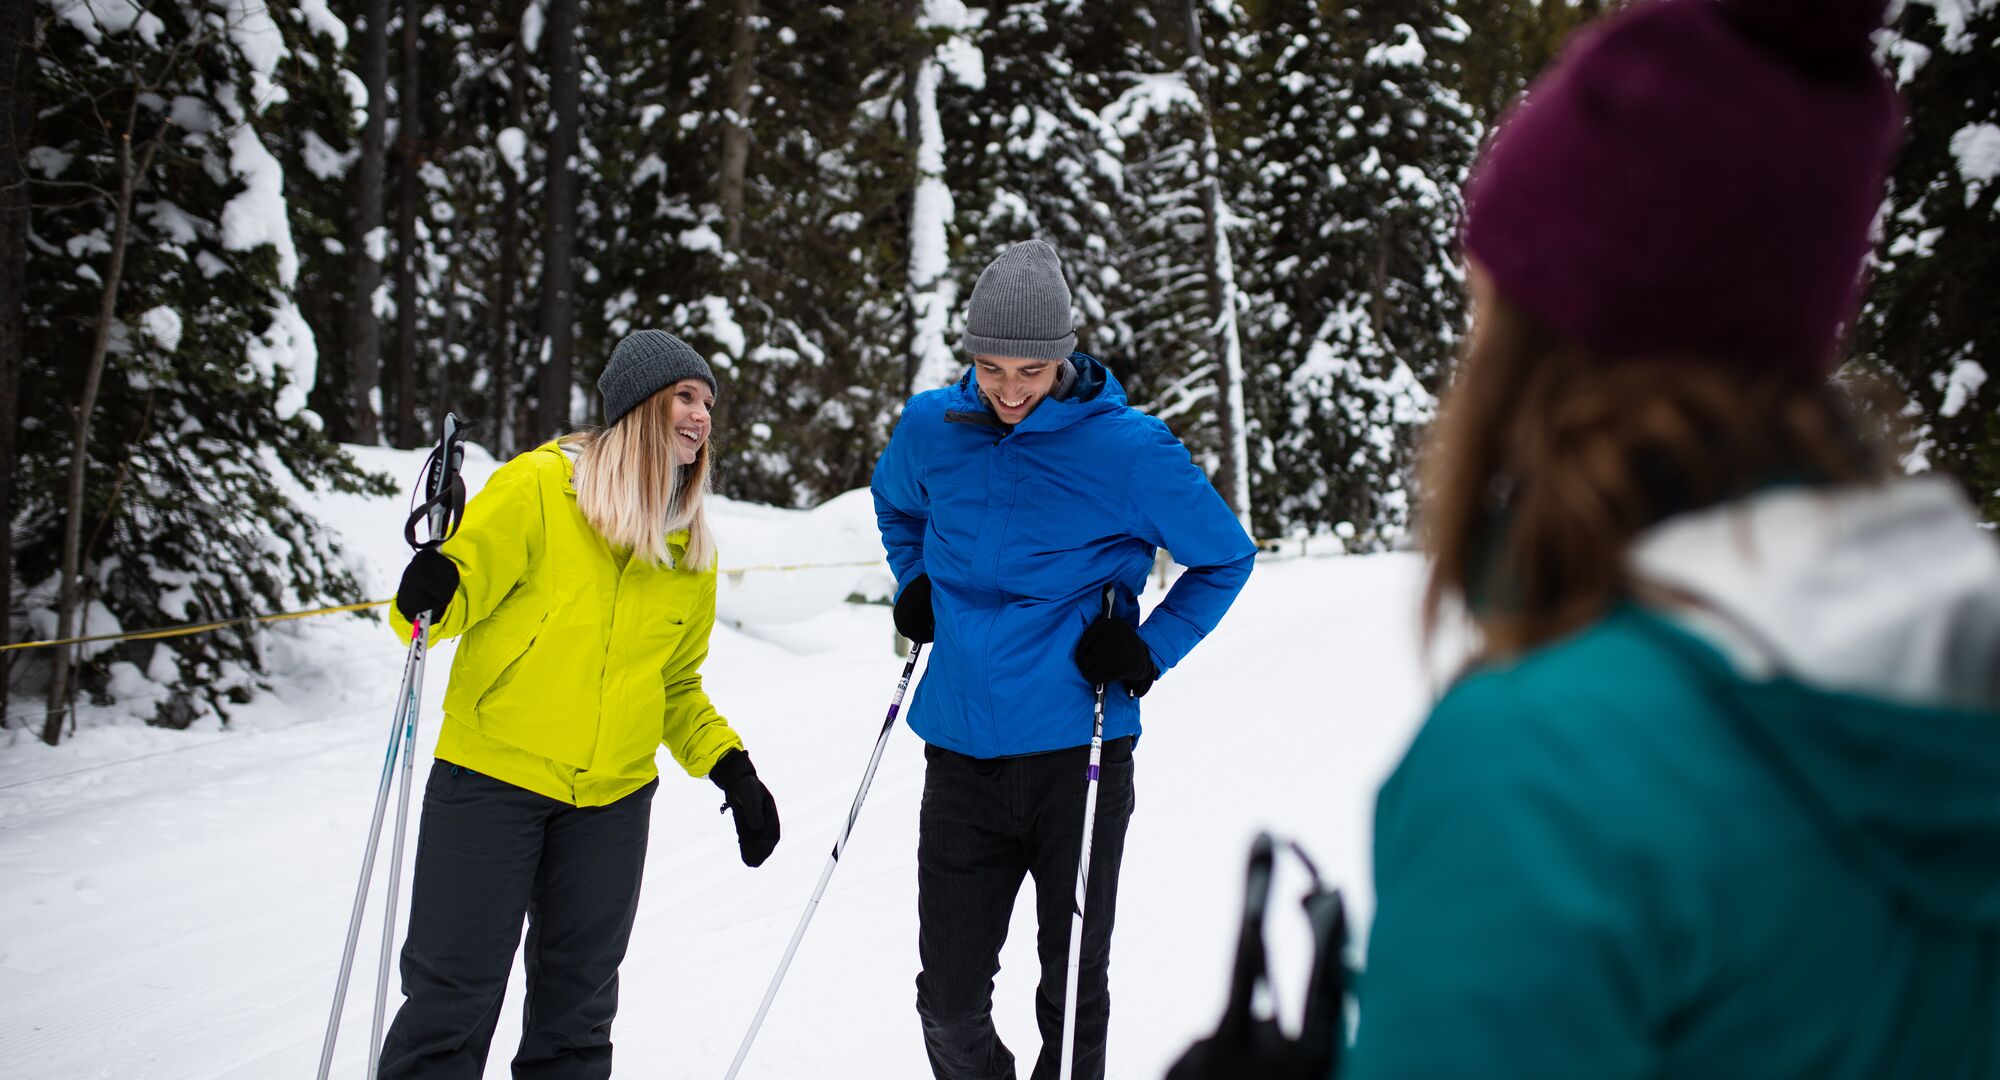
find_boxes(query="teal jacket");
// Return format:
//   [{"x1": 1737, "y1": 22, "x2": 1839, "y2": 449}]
[{"x1": 1349, "y1": 479, "x2": 2000, "y2": 1078}]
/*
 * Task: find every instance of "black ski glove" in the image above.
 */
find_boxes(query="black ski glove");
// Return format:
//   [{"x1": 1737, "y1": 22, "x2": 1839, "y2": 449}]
[
  {"x1": 711, "y1": 748, "x2": 781, "y2": 867},
  {"x1": 893, "y1": 574, "x2": 935, "y2": 644},
  {"x1": 395, "y1": 546, "x2": 459, "y2": 622},
  {"x1": 1074, "y1": 616, "x2": 1157, "y2": 698}
]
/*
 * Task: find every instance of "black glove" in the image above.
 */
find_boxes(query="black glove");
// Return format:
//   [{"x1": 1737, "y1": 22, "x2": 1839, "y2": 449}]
[
  {"x1": 395, "y1": 546, "x2": 459, "y2": 622},
  {"x1": 711, "y1": 748, "x2": 781, "y2": 867},
  {"x1": 893, "y1": 574, "x2": 935, "y2": 644},
  {"x1": 1074, "y1": 615, "x2": 1157, "y2": 698}
]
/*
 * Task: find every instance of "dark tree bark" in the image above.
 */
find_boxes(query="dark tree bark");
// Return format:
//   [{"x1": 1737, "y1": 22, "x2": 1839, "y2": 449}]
[
  {"x1": 0, "y1": 0, "x2": 30, "y2": 710},
  {"x1": 348, "y1": 0, "x2": 390, "y2": 445},
  {"x1": 492, "y1": 0, "x2": 527, "y2": 457},
  {"x1": 392, "y1": 0, "x2": 422, "y2": 448},
  {"x1": 720, "y1": 0, "x2": 758, "y2": 250},
  {"x1": 534, "y1": 0, "x2": 580, "y2": 438},
  {"x1": 45, "y1": 111, "x2": 166, "y2": 745}
]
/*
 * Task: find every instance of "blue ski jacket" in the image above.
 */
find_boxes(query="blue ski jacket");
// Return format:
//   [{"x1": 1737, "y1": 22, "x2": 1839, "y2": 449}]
[{"x1": 872, "y1": 356, "x2": 1256, "y2": 759}]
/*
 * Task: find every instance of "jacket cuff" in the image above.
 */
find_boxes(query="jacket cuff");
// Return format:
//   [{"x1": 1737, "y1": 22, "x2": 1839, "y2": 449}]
[{"x1": 708, "y1": 746, "x2": 756, "y2": 789}]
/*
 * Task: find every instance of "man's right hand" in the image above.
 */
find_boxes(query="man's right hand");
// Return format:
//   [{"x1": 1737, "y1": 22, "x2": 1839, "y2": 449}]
[{"x1": 894, "y1": 574, "x2": 935, "y2": 644}]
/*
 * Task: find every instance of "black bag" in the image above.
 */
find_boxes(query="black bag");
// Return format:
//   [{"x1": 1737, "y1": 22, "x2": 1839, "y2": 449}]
[{"x1": 1164, "y1": 832, "x2": 1351, "y2": 1080}]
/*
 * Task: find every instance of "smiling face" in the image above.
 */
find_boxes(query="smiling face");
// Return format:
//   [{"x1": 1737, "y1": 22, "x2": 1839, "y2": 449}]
[
  {"x1": 974, "y1": 355, "x2": 1061, "y2": 424},
  {"x1": 661, "y1": 377, "x2": 714, "y2": 465}
]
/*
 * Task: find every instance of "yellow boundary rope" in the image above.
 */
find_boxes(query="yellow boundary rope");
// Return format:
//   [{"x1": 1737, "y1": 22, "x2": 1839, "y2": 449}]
[{"x1": 0, "y1": 559, "x2": 896, "y2": 654}]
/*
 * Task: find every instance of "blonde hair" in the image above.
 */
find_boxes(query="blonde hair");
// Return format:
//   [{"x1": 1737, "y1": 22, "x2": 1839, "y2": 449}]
[{"x1": 560, "y1": 389, "x2": 717, "y2": 571}]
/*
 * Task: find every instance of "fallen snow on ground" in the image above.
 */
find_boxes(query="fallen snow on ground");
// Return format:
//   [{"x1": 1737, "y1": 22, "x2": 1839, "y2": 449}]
[{"x1": 0, "y1": 443, "x2": 1433, "y2": 1079}]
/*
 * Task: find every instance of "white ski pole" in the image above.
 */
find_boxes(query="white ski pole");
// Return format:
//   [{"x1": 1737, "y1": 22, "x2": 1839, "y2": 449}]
[
  {"x1": 723, "y1": 643, "x2": 925, "y2": 1080},
  {"x1": 317, "y1": 415, "x2": 467, "y2": 1080},
  {"x1": 1058, "y1": 583, "x2": 1117, "y2": 1080}
]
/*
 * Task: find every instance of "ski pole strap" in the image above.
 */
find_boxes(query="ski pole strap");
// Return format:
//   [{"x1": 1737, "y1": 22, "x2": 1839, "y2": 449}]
[{"x1": 403, "y1": 413, "x2": 470, "y2": 550}]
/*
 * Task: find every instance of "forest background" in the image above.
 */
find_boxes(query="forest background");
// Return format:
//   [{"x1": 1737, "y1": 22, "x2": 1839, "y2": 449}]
[{"x1": 3, "y1": 0, "x2": 1995, "y2": 741}]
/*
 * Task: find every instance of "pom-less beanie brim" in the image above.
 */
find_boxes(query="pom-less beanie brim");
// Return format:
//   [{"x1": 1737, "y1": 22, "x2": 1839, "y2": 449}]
[{"x1": 961, "y1": 329, "x2": 1079, "y2": 362}]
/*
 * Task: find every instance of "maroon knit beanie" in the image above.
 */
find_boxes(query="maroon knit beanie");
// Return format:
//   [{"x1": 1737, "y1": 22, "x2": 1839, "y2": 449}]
[{"x1": 1461, "y1": 0, "x2": 1903, "y2": 372}]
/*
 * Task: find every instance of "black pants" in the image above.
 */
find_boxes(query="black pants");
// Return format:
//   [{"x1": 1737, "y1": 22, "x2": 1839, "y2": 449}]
[
  {"x1": 378, "y1": 761, "x2": 655, "y2": 1080},
  {"x1": 916, "y1": 737, "x2": 1137, "y2": 1080}
]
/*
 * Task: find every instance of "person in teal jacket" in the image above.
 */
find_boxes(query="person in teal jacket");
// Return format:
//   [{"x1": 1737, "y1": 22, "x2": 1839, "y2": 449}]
[{"x1": 1348, "y1": 1, "x2": 2000, "y2": 1077}]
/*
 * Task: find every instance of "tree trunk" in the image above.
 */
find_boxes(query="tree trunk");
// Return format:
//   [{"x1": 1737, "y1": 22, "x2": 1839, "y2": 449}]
[
  {"x1": 0, "y1": 0, "x2": 30, "y2": 712},
  {"x1": 44, "y1": 125, "x2": 158, "y2": 745},
  {"x1": 720, "y1": 0, "x2": 758, "y2": 251},
  {"x1": 1182, "y1": 0, "x2": 1252, "y2": 528},
  {"x1": 348, "y1": 0, "x2": 390, "y2": 445},
  {"x1": 493, "y1": 0, "x2": 526, "y2": 457},
  {"x1": 534, "y1": 0, "x2": 580, "y2": 438},
  {"x1": 392, "y1": 0, "x2": 422, "y2": 448}
]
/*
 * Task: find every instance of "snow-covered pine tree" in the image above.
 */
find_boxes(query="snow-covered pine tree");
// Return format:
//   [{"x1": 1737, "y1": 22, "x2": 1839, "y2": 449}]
[
  {"x1": 939, "y1": 2, "x2": 1137, "y2": 385},
  {"x1": 1232, "y1": 0, "x2": 1478, "y2": 547},
  {"x1": 16, "y1": 0, "x2": 385, "y2": 739},
  {"x1": 1862, "y1": 0, "x2": 1999, "y2": 522}
]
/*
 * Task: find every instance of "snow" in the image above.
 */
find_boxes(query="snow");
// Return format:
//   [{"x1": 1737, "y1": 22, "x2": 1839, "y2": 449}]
[
  {"x1": 0, "y1": 444, "x2": 1435, "y2": 1079},
  {"x1": 302, "y1": 130, "x2": 356, "y2": 181},
  {"x1": 522, "y1": 0, "x2": 548, "y2": 54},
  {"x1": 297, "y1": 0, "x2": 350, "y2": 47},
  {"x1": 139, "y1": 305, "x2": 184, "y2": 353},
  {"x1": 1939, "y1": 358, "x2": 1988, "y2": 418},
  {"x1": 221, "y1": 0, "x2": 291, "y2": 113},
  {"x1": 1949, "y1": 122, "x2": 2000, "y2": 195},
  {"x1": 47, "y1": 0, "x2": 143, "y2": 44},
  {"x1": 908, "y1": 58, "x2": 960, "y2": 394},
  {"x1": 244, "y1": 291, "x2": 318, "y2": 420},
  {"x1": 221, "y1": 125, "x2": 301, "y2": 287},
  {"x1": 678, "y1": 224, "x2": 723, "y2": 253},
  {"x1": 497, "y1": 127, "x2": 529, "y2": 184},
  {"x1": 1365, "y1": 24, "x2": 1427, "y2": 69},
  {"x1": 695, "y1": 295, "x2": 746, "y2": 362}
]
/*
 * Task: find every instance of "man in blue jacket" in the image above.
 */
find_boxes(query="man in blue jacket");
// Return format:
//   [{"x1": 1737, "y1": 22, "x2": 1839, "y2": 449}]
[{"x1": 873, "y1": 239, "x2": 1255, "y2": 1080}]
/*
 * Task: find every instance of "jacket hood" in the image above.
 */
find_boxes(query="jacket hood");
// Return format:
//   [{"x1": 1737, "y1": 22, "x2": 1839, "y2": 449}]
[
  {"x1": 948, "y1": 353, "x2": 1124, "y2": 434},
  {"x1": 1629, "y1": 478, "x2": 2000, "y2": 924}
]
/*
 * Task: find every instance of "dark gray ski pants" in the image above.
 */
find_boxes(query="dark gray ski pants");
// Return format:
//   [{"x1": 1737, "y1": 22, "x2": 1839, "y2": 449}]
[
  {"x1": 915, "y1": 737, "x2": 1137, "y2": 1080},
  {"x1": 377, "y1": 761, "x2": 655, "y2": 1080}
]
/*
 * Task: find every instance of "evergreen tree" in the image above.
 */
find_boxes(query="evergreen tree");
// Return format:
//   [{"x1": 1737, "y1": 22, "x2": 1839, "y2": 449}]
[
  {"x1": 1232, "y1": 0, "x2": 1478, "y2": 547},
  {"x1": 16, "y1": 1, "x2": 385, "y2": 739},
  {"x1": 1861, "y1": 0, "x2": 2000, "y2": 521}
]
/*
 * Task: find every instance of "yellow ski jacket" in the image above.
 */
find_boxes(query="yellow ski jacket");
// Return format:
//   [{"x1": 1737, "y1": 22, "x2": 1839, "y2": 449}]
[{"x1": 389, "y1": 441, "x2": 741, "y2": 806}]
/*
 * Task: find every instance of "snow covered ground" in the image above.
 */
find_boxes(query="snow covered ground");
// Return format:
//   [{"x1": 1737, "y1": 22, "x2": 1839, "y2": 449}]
[{"x1": 0, "y1": 444, "x2": 1436, "y2": 1079}]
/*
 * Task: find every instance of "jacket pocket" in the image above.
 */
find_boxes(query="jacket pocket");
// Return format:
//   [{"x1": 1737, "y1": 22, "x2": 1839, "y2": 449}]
[{"x1": 473, "y1": 610, "x2": 549, "y2": 710}]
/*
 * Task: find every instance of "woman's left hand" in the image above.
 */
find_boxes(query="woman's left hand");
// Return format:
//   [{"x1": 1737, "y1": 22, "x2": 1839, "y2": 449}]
[{"x1": 710, "y1": 749, "x2": 781, "y2": 867}]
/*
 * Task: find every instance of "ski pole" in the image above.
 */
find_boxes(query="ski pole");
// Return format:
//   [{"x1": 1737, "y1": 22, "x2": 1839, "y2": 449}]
[
  {"x1": 1058, "y1": 583, "x2": 1117, "y2": 1080},
  {"x1": 317, "y1": 415, "x2": 467, "y2": 1080},
  {"x1": 317, "y1": 615, "x2": 426, "y2": 1080},
  {"x1": 723, "y1": 643, "x2": 925, "y2": 1080}
]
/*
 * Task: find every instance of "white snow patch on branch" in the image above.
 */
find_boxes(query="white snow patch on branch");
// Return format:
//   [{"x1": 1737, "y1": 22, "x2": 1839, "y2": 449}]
[
  {"x1": 695, "y1": 296, "x2": 745, "y2": 363},
  {"x1": 1365, "y1": 24, "x2": 1426, "y2": 68},
  {"x1": 48, "y1": 0, "x2": 141, "y2": 44},
  {"x1": 1949, "y1": 122, "x2": 2000, "y2": 198},
  {"x1": 522, "y1": 0, "x2": 548, "y2": 54},
  {"x1": 497, "y1": 127, "x2": 529, "y2": 183},
  {"x1": 297, "y1": 0, "x2": 349, "y2": 47},
  {"x1": 301, "y1": 130, "x2": 355, "y2": 180},
  {"x1": 139, "y1": 306, "x2": 183, "y2": 353},
  {"x1": 245, "y1": 292, "x2": 318, "y2": 420},
  {"x1": 221, "y1": 125, "x2": 299, "y2": 286},
  {"x1": 678, "y1": 224, "x2": 722, "y2": 253},
  {"x1": 1939, "y1": 358, "x2": 1988, "y2": 418},
  {"x1": 909, "y1": 58, "x2": 959, "y2": 393},
  {"x1": 220, "y1": 0, "x2": 291, "y2": 113}
]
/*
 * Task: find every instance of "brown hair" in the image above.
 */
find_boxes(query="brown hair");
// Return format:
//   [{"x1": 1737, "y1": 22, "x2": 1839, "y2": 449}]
[
  {"x1": 560, "y1": 387, "x2": 716, "y2": 571},
  {"x1": 1419, "y1": 286, "x2": 1888, "y2": 661}
]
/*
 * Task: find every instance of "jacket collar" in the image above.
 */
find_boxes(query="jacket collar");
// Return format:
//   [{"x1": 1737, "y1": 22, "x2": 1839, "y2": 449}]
[{"x1": 944, "y1": 353, "x2": 1125, "y2": 434}]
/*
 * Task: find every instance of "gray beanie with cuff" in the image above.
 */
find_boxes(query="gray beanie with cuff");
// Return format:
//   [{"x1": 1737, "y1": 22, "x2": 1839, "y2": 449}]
[
  {"x1": 599, "y1": 330, "x2": 717, "y2": 427},
  {"x1": 961, "y1": 240, "x2": 1078, "y2": 361}
]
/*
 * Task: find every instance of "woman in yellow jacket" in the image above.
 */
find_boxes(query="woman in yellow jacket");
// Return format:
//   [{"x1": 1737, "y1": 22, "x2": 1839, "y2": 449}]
[{"x1": 377, "y1": 330, "x2": 779, "y2": 1080}]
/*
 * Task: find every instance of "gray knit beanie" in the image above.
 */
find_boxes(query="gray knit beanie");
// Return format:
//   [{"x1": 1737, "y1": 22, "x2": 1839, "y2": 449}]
[
  {"x1": 961, "y1": 240, "x2": 1078, "y2": 361},
  {"x1": 598, "y1": 330, "x2": 717, "y2": 427}
]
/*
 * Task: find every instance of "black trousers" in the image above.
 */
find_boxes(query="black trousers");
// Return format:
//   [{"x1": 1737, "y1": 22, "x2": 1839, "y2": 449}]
[
  {"x1": 378, "y1": 761, "x2": 655, "y2": 1080},
  {"x1": 915, "y1": 737, "x2": 1138, "y2": 1080}
]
